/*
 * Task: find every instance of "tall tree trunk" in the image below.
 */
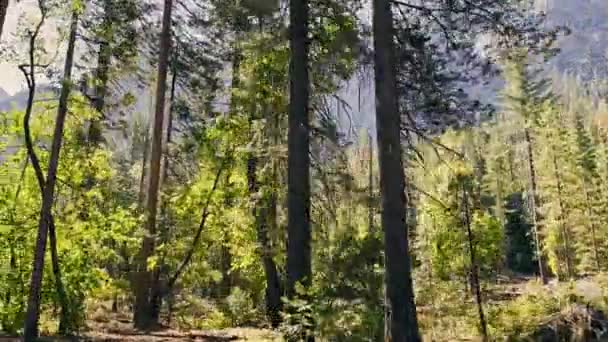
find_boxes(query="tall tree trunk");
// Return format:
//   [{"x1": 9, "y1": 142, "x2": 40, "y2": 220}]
[
  {"x1": 524, "y1": 127, "x2": 548, "y2": 284},
  {"x1": 461, "y1": 186, "x2": 488, "y2": 341},
  {"x1": 133, "y1": 0, "x2": 172, "y2": 329},
  {"x1": 368, "y1": 132, "x2": 374, "y2": 233},
  {"x1": 23, "y1": 10, "x2": 79, "y2": 340},
  {"x1": 287, "y1": 0, "x2": 312, "y2": 338},
  {"x1": 160, "y1": 63, "x2": 177, "y2": 191},
  {"x1": 372, "y1": 0, "x2": 421, "y2": 341},
  {"x1": 286, "y1": 0, "x2": 311, "y2": 299},
  {"x1": 0, "y1": 0, "x2": 8, "y2": 40},
  {"x1": 146, "y1": 61, "x2": 179, "y2": 314},
  {"x1": 552, "y1": 153, "x2": 574, "y2": 279}
]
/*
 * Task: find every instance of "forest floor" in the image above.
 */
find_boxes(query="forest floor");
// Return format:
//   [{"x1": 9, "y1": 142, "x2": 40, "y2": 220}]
[
  {"x1": 0, "y1": 312, "x2": 280, "y2": 342},
  {"x1": 1, "y1": 276, "x2": 606, "y2": 341},
  {"x1": 0, "y1": 326, "x2": 279, "y2": 342}
]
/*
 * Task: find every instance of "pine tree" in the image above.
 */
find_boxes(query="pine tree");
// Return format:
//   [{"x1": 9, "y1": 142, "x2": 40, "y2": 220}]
[
  {"x1": 373, "y1": 0, "x2": 420, "y2": 340},
  {"x1": 287, "y1": 0, "x2": 311, "y2": 298},
  {"x1": 449, "y1": 167, "x2": 488, "y2": 340},
  {"x1": 573, "y1": 110, "x2": 604, "y2": 272},
  {"x1": 536, "y1": 105, "x2": 577, "y2": 280},
  {"x1": 133, "y1": 0, "x2": 173, "y2": 329},
  {"x1": 501, "y1": 49, "x2": 552, "y2": 284}
]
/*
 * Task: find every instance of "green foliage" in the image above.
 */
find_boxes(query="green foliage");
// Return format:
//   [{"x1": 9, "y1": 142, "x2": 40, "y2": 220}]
[
  {"x1": 172, "y1": 295, "x2": 231, "y2": 330},
  {"x1": 280, "y1": 285, "x2": 316, "y2": 341},
  {"x1": 0, "y1": 98, "x2": 140, "y2": 333},
  {"x1": 487, "y1": 283, "x2": 572, "y2": 338},
  {"x1": 224, "y1": 287, "x2": 258, "y2": 326},
  {"x1": 414, "y1": 149, "x2": 504, "y2": 282}
]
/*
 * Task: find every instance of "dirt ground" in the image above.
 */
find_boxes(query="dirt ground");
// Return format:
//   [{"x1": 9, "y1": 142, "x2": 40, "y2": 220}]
[
  {"x1": 0, "y1": 328, "x2": 279, "y2": 341},
  {"x1": 0, "y1": 319, "x2": 280, "y2": 342}
]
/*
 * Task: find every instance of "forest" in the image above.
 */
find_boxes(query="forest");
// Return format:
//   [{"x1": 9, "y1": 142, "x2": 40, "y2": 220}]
[{"x1": 1, "y1": 0, "x2": 608, "y2": 341}]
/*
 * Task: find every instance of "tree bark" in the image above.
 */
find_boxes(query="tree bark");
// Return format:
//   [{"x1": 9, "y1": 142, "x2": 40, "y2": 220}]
[
  {"x1": 0, "y1": 0, "x2": 8, "y2": 41},
  {"x1": 368, "y1": 132, "x2": 374, "y2": 233},
  {"x1": 133, "y1": 0, "x2": 173, "y2": 329},
  {"x1": 23, "y1": 9, "x2": 79, "y2": 340},
  {"x1": 218, "y1": 172, "x2": 234, "y2": 298},
  {"x1": 524, "y1": 127, "x2": 548, "y2": 284},
  {"x1": 286, "y1": 0, "x2": 311, "y2": 298},
  {"x1": 372, "y1": 0, "x2": 421, "y2": 341},
  {"x1": 287, "y1": 0, "x2": 312, "y2": 338},
  {"x1": 146, "y1": 58, "x2": 179, "y2": 313}
]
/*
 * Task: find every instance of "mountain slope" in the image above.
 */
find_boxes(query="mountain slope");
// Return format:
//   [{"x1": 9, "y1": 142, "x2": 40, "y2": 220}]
[{"x1": 542, "y1": 0, "x2": 608, "y2": 80}]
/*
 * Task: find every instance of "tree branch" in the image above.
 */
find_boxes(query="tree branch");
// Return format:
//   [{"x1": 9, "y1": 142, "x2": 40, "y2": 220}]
[{"x1": 165, "y1": 155, "x2": 230, "y2": 292}]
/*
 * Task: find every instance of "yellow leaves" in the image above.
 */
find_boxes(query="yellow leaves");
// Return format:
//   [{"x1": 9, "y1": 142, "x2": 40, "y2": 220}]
[
  {"x1": 147, "y1": 255, "x2": 159, "y2": 271},
  {"x1": 72, "y1": 0, "x2": 86, "y2": 15},
  {"x1": 452, "y1": 162, "x2": 474, "y2": 179}
]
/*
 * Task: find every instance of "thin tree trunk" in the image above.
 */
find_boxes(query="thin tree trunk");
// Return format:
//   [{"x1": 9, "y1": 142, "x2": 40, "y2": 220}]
[
  {"x1": 582, "y1": 182, "x2": 602, "y2": 272},
  {"x1": 218, "y1": 172, "x2": 233, "y2": 298},
  {"x1": 462, "y1": 186, "x2": 488, "y2": 341},
  {"x1": 22, "y1": 43, "x2": 72, "y2": 339},
  {"x1": 368, "y1": 132, "x2": 374, "y2": 233},
  {"x1": 133, "y1": 0, "x2": 173, "y2": 329},
  {"x1": 524, "y1": 127, "x2": 547, "y2": 284},
  {"x1": 164, "y1": 159, "x2": 227, "y2": 294},
  {"x1": 138, "y1": 129, "x2": 150, "y2": 207},
  {"x1": 160, "y1": 63, "x2": 177, "y2": 191},
  {"x1": 507, "y1": 136, "x2": 517, "y2": 185},
  {"x1": 23, "y1": 10, "x2": 79, "y2": 340},
  {"x1": 147, "y1": 60, "x2": 179, "y2": 313},
  {"x1": 0, "y1": 0, "x2": 8, "y2": 41},
  {"x1": 373, "y1": 0, "x2": 421, "y2": 340},
  {"x1": 286, "y1": 0, "x2": 311, "y2": 299},
  {"x1": 552, "y1": 153, "x2": 574, "y2": 279}
]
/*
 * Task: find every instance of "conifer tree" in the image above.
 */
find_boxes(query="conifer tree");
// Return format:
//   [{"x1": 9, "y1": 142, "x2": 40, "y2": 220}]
[
  {"x1": 501, "y1": 49, "x2": 551, "y2": 284},
  {"x1": 287, "y1": 0, "x2": 311, "y2": 299},
  {"x1": 133, "y1": 0, "x2": 173, "y2": 329},
  {"x1": 573, "y1": 110, "x2": 604, "y2": 272},
  {"x1": 536, "y1": 106, "x2": 577, "y2": 280},
  {"x1": 373, "y1": 0, "x2": 420, "y2": 340}
]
